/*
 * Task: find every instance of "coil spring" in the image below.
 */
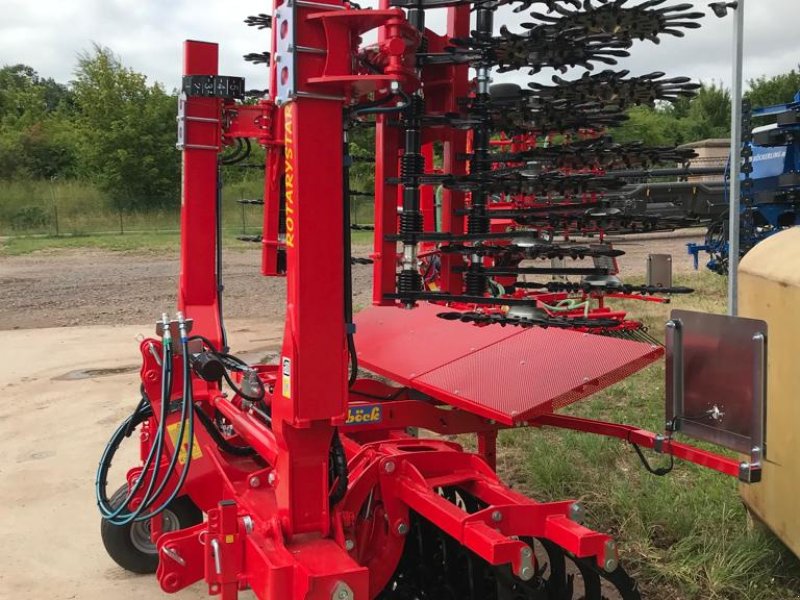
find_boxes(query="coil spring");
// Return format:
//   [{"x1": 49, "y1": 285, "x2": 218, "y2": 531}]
[
  {"x1": 464, "y1": 269, "x2": 487, "y2": 296},
  {"x1": 397, "y1": 269, "x2": 422, "y2": 295},
  {"x1": 467, "y1": 210, "x2": 490, "y2": 236},
  {"x1": 400, "y1": 210, "x2": 424, "y2": 236},
  {"x1": 401, "y1": 153, "x2": 426, "y2": 180}
]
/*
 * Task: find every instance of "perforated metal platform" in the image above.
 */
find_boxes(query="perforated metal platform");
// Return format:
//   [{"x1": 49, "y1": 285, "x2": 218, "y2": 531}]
[{"x1": 355, "y1": 304, "x2": 664, "y2": 425}]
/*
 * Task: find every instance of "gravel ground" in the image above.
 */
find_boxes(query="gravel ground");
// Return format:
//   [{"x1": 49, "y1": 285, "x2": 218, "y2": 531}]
[{"x1": 0, "y1": 232, "x2": 701, "y2": 331}]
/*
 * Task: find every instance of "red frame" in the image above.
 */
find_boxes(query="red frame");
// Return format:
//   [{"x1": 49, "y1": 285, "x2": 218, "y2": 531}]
[{"x1": 117, "y1": 10, "x2": 758, "y2": 600}]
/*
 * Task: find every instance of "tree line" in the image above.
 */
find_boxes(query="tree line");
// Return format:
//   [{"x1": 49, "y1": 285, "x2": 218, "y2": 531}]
[
  {"x1": 2, "y1": 45, "x2": 799, "y2": 212},
  {"x1": 0, "y1": 46, "x2": 179, "y2": 210}
]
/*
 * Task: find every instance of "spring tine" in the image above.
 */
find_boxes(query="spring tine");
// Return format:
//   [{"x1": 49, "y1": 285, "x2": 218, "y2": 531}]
[
  {"x1": 244, "y1": 13, "x2": 272, "y2": 28},
  {"x1": 243, "y1": 52, "x2": 271, "y2": 66}
]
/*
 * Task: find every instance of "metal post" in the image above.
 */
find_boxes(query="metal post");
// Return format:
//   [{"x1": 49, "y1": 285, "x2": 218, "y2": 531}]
[
  {"x1": 50, "y1": 176, "x2": 59, "y2": 237},
  {"x1": 727, "y1": 0, "x2": 745, "y2": 315}
]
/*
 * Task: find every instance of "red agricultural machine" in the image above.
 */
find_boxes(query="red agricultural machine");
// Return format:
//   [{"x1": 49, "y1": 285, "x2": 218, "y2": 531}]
[{"x1": 96, "y1": 1, "x2": 768, "y2": 598}]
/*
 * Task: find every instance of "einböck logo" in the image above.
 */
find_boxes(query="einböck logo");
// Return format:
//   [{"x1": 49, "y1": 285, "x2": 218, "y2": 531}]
[{"x1": 346, "y1": 405, "x2": 383, "y2": 425}]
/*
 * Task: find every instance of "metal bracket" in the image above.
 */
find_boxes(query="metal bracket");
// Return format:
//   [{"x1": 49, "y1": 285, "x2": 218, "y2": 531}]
[
  {"x1": 155, "y1": 318, "x2": 194, "y2": 340},
  {"x1": 181, "y1": 75, "x2": 245, "y2": 100},
  {"x1": 274, "y1": 2, "x2": 297, "y2": 104},
  {"x1": 176, "y1": 93, "x2": 220, "y2": 151},
  {"x1": 665, "y1": 318, "x2": 683, "y2": 434},
  {"x1": 665, "y1": 310, "x2": 767, "y2": 461},
  {"x1": 646, "y1": 254, "x2": 673, "y2": 288}
]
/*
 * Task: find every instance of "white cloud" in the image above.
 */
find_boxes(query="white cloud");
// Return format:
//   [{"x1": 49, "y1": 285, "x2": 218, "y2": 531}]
[{"x1": 0, "y1": 0, "x2": 797, "y2": 94}]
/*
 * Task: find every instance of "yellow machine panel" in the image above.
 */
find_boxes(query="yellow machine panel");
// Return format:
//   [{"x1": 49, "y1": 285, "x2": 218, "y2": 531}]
[{"x1": 739, "y1": 227, "x2": 800, "y2": 558}]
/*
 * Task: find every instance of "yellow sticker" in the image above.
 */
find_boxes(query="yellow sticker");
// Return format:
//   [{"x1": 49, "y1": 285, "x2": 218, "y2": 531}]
[
  {"x1": 225, "y1": 534, "x2": 235, "y2": 544},
  {"x1": 166, "y1": 421, "x2": 203, "y2": 464},
  {"x1": 346, "y1": 405, "x2": 383, "y2": 425},
  {"x1": 281, "y1": 357, "x2": 292, "y2": 400}
]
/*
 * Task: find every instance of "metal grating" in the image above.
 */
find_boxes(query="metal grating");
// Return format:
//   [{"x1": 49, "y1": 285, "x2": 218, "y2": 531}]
[{"x1": 355, "y1": 306, "x2": 664, "y2": 425}]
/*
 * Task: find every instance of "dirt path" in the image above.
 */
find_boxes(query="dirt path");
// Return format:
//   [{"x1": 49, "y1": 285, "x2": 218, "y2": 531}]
[
  {"x1": 0, "y1": 232, "x2": 701, "y2": 331},
  {"x1": 0, "y1": 322, "x2": 275, "y2": 600},
  {"x1": 0, "y1": 247, "x2": 375, "y2": 331}
]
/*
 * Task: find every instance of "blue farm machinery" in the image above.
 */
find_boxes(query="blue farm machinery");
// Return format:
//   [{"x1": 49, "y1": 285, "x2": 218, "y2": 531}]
[{"x1": 688, "y1": 92, "x2": 800, "y2": 273}]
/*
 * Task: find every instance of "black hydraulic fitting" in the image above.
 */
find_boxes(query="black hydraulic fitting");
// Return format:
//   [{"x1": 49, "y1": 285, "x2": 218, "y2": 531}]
[{"x1": 190, "y1": 351, "x2": 226, "y2": 383}]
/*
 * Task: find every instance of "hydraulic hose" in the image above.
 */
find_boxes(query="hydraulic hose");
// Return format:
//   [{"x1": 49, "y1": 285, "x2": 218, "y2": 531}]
[
  {"x1": 96, "y1": 317, "x2": 196, "y2": 524},
  {"x1": 97, "y1": 328, "x2": 173, "y2": 524},
  {"x1": 135, "y1": 326, "x2": 196, "y2": 519},
  {"x1": 328, "y1": 430, "x2": 349, "y2": 506}
]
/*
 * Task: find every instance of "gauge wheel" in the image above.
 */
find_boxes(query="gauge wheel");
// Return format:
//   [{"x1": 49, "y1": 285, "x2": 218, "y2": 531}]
[{"x1": 100, "y1": 484, "x2": 203, "y2": 574}]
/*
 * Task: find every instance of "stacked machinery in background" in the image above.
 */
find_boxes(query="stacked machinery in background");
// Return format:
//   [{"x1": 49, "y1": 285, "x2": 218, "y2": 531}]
[
  {"x1": 689, "y1": 91, "x2": 800, "y2": 273},
  {"x1": 96, "y1": 2, "x2": 768, "y2": 599}
]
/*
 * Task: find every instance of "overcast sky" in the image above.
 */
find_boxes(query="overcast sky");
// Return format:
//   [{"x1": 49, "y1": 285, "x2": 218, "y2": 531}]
[{"x1": 1, "y1": 0, "x2": 798, "y2": 93}]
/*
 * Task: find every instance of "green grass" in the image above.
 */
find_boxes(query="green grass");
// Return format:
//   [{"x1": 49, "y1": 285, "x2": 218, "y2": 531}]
[
  {"x1": 496, "y1": 271, "x2": 800, "y2": 600},
  {"x1": 0, "y1": 178, "x2": 376, "y2": 237},
  {"x1": 0, "y1": 228, "x2": 375, "y2": 256}
]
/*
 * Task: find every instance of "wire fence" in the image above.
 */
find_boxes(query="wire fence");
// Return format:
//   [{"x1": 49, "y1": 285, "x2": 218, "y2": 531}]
[{"x1": 0, "y1": 183, "x2": 376, "y2": 237}]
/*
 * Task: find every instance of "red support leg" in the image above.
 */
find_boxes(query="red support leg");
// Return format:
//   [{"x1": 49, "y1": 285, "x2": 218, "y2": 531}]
[
  {"x1": 179, "y1": 41, "x2": 224, "y2": 348},
  {"x1": 478, "y1": 430, "x2": 498, "y2": 470},
  {"x1": 274, "y1": 97, "x2": 347, "y2": 536}
]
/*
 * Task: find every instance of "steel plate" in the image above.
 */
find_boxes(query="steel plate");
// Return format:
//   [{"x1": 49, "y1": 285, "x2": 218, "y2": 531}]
[
  {"x1": 666, "y1": 309, "x2": 767, "y2": 457},
  {"x1": 355, "y1": 305, "x2": 664, "y2": 425}
]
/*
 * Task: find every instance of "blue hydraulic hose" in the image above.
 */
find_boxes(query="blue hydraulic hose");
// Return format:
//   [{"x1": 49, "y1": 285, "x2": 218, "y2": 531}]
[
  {"x1": 134, "y1": 331, "x2": 195, "y2": 520},
  {"x1": 96, "y1": 320, "x2": 196, "y2": 525},
  {"x1": 96, "y1": 341, "x2": 172, "y2": 523}
]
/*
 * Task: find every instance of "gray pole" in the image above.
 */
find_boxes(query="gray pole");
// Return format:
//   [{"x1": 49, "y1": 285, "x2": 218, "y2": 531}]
[{"x1": 728, "y1": 0, "x2": 745, "y2": 316}]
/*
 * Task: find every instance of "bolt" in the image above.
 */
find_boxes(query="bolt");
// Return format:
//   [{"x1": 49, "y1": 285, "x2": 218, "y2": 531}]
[
  {"x1": 345, "y1": 539, "x2": 355, "y2": 551},
  {"x1": 603, "y1": 540, "x2": 618, "y2": 572},
  {"x1": 396, "y1": 521, "x2": 409, "y2": 536},
  {"x1": 249, "y1": 476, "x2": 261, "y2": 488},
  {"x1": 267, "y1": 472, "x2": 277, "y2": 486},
  {"x1": 383, "y1": 460, "x2": 396, "y2": 474},
  {"x1": 241, "y1": 515, "x2": 254, "y2": 534},
  {"x1": 520, "y1": 547, "x2": 532, "y2": 558},
  {"x1": 491, "y1": 510, "x2": 503, "y2": 523},
  {"x1": 331, "y1": 581, "x2": 353, "y2": 600},
  {"x1": 569, "y1": 502, "x2": 585, "y2": 524},
  {"x1": 520, "y1": 565, "x2": 534, "y2": 581}
]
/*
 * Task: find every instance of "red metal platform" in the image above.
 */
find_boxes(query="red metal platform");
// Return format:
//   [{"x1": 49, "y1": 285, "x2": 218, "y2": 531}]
[{"x1": 355, "y1": 304, "x2": 664, "y2": 425}]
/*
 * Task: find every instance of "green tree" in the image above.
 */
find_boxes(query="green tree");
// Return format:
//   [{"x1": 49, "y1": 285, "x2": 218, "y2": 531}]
[
  {"x1": 611, "y1": 83, "x2": 732, "y2": 147},
  {"x1": 746, "y1": 68, "x2": 800, "y2": 109},
  {"x1": 71, "y1": 45, "x2": 179, "y2": 210},
  {"x1": 682, "y1": 83, "x2": 731, "y2": 140},
  {"x1": 0, "y1": 64, "x2": 78, "y2": 179},
  {"x1": 611, "y1": 105, "x2": 685, "y2": 146}
]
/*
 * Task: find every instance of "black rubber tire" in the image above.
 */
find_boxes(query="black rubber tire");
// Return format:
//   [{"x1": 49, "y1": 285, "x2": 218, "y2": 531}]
[
  {"x1": 100, "y1": 485, "x2": 203, "y2": 574},
  {"x1": 489, "y1": 83, "x2": 522, "y2": 99}
]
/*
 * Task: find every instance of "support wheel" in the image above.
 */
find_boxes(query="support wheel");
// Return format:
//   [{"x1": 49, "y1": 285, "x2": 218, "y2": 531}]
[{"x1": 100, "y1": 485, "x2": 203, "y2": 574}]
